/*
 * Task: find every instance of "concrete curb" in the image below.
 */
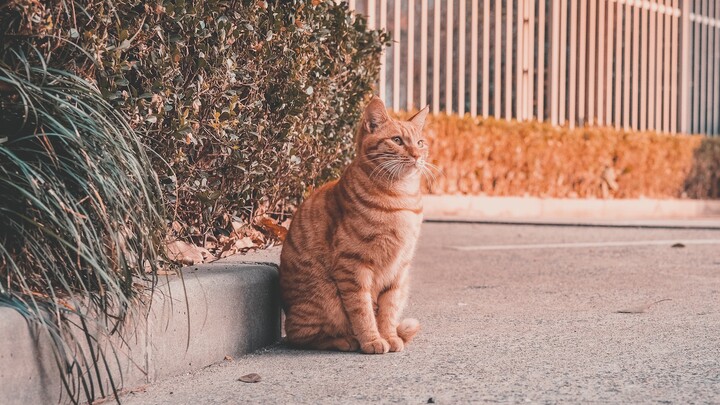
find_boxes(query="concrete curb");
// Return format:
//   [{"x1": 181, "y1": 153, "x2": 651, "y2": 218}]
[
  {"x1": 423, "y1": 195, "x2": 720, "y2": 221},
  {"x1": 0, "y1": 248, "x2": 281, "y2": 405}
]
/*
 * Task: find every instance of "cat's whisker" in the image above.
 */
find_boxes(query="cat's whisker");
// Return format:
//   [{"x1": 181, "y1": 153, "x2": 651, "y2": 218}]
[
  {"x1": 372, "y1": 160, "x2": 399, "y2": 181},
  {"x1": 421, "y1": 166, "x2": 438, "y2": 185},
  {"x1": 423, "y1": 162, "x2": 445, "y2": 177}
]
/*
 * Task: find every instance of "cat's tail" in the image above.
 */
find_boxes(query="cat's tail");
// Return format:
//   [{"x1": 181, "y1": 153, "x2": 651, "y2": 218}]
[{"x1": 397, "y1": 318, "x2": 420, "y2": 343}]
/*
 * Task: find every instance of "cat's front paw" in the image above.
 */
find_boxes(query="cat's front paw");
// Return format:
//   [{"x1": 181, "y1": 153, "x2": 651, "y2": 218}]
[
  {"x1": 386, "y1": 336, "x2": 404, "y2": 352},
  {"x1": 360, "y1": 338, "x2": 390, "y2": 354}
]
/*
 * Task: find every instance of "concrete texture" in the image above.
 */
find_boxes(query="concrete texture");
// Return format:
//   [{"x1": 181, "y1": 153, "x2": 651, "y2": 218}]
[
  {"x1": 423, "y1": 195, "x2": 720, "y2": 220},
  {"x1": 123, "y1": 222, "x2": 720, "y2": 404},
  {"x1": 0, "y1": 256, "x2": 280, "y2": 405}
]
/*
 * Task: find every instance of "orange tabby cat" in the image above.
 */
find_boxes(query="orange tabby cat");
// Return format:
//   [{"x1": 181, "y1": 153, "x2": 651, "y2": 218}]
[{"x1": 279, "y1": 96, "x2": 429, "y2": 354}]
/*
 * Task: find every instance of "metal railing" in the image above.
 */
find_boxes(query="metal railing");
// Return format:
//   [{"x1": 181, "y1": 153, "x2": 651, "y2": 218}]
[{"x1": 348, "y1": 0, "x2": 720, "y2": 135}]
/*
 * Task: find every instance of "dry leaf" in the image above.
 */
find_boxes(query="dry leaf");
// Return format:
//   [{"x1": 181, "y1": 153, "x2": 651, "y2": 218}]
[
  {"x1": 219, "y1": 236, "x2": 257, "y2": 258},
  {"x1": 238, "y1": 373, "x2": 262, "y2": 383},
  {"x1": 256, "y1": 216, "x2": 288, "y2": 241},
  {"x1": 224, "y1": 355, "x2": 233, "y2": 361},
  {"x1": 166, "y1": 240, "x2": 207, "y2": 265},
  {"x1": 671, "y1": 243, "x2": 685, "y2": 248},
  {"x1": 235, "y1": 236, "x2": 255, "y2": 250}
]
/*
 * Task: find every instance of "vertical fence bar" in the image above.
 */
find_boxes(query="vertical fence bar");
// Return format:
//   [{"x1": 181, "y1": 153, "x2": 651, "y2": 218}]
[
  {"x1": 495, "y1": 0, "x2": 502, "y2": 118},
  {"x1": 432, "y1": 1, "x2": 440, "y2": 113},
  {"x1": 640, "y1": 2, "x2": 648, "y2": 131},
  {"x1": 379, "y1": 0, "x2": 387, "y2": 100},
  {"x1": 615, "y1": 1, "x2": 623, "y2": 128},
  {"x1": 670, "y1": 0, "x2": 679, "y2": 133},
  {"x1": 679, "y1": 0, "x2": 691, "y2": 133},
  {"x1": 506, "y1": 0, "x2": 513, "y2": 119},
  {"x1": 538, "y1": 0, "x2": 546, "y2": 120},
  {"x1": 606, "y1": 0, "x2": 615, "y2": 128},
  {"x1": 692, "y1": 1, "x2": 701, "y2": 133},
  {"x1": 407, "y1": 0, "x2": 415, "y2": 111},
  {"x1": 393, "y1": 0, "x2": 400, "y2": 110},
  {"x1": 706, "y1": 0, "x2": 715, "y2": 133},
  {"x1": 527, "y1": 0, "x2": 535, "y2": 119},
  {"x1": 368, "y1": 0, "x2": 375, "y2": 28},
  {"x1": 597, "y1": 0, "x2": 606, "y2": 125},
  {"x1": 569, "y1": 1, "x2": 578, "y2": 128},
  {"x1": 714, "y1": 0, "x2": 720, "y2": 134},
  {"x1": 551, "y1": 0, "x2": 560, "y2": 125},
  {"x1": 446, "y1": 0, "x2": 454, "y2": 114},
  {"x1": 623, "y1": 1, "x2": 631, "y2": 129},
  {"x1": 560, "y1": 0, "x2": 568, "y2": 124},
  {"x1": 516, "y1": 0, "x2": 524, "y2": 120},
  {"x1": 420, "y1": 0, "x2": 428, "y2": 108},
  {"x1": 648, "y1": 1, "x2": 657, "y2": 130},
  {"x1": 579, "y1": 0, "x2": 587, "y2": 126},
  {"x1": 471, "y1": 0, "x2": 479, "y2": 117},
  {"x1": 588, "y1": 0, "x2": 597, "y2": 124},
  {"x1": 483, "y1": 0, "x2": 491, "y2": 117},
  {"x1": 458, "y1": 0, "x2": 466, "y2": 116},
  {"x1": 656, "y1": 0, "x2": 665, "y2": 130},
  {"x1": 631, "y1": 1, "x2": 640, "y2": 130},
  {"x1": 699, "y1": 0, "x2": 704, "y2": 133},
  {"x1": 662, "y1": 0, "x2": 672, "y2": 132}
]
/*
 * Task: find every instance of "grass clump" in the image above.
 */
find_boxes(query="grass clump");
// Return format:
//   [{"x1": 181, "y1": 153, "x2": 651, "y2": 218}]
[{"x1": 0, "y1": 50, "x2": 165, "y2": 402}]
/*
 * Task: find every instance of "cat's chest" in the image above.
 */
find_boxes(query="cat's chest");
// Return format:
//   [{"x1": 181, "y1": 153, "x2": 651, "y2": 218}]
[{"x1": 371, "y1": 211, "x2": 422, "y2": 262}]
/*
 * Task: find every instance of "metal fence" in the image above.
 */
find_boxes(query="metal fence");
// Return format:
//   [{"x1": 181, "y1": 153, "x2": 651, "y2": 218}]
[{"x1": 347, "y1": 0, "x2": 720, "y2": 135}]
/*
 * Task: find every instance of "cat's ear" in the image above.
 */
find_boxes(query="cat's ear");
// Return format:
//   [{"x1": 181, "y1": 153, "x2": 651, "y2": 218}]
[
  {"x1": 408, "y1": 105, "x2": 429, "y2": 129},
  {"x1": 362, "y1": 96, "x2": 389, "y2": 133}
]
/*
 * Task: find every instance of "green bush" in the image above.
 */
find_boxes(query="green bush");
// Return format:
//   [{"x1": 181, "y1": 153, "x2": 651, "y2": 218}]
[
  {"x1": 3, "y1": 0, "x2": 388, "y2": 239},
  {"x1": 1, "y1": 0, "x2": 386, "y2": 401}
]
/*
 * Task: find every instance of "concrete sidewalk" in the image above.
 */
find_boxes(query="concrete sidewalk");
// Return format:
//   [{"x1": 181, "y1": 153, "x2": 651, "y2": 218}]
[
  {"x1": 423, "y1": 195, "x2": 720, "y2": 221},
  {"x1": 122, "y1": 222, "x2": 720, "y2": 404}
]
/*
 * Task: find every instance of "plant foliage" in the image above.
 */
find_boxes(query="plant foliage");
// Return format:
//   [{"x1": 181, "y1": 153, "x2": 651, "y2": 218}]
[
  {"x1": 3, "y1": 0, "x2": 388, "y2": 239},
  {"x1": 410, "y1": 113, "x2": 720, "y2": 199},
  {"x1": 0, "y1": 49, "x2": 165, "y2": 402},
  {"x1": 0, "y1": 0, "x2": 386, "y2": 401}
]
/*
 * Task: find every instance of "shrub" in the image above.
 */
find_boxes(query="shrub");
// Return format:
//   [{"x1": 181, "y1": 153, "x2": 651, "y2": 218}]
[
  {"x1": 400, "y1": 113, "x2": 720, "y2": 199},
  {"x1": 0, "y1": 0, "x2": 386, "y2": 401},
  {"x1": 0, "y1": 50, "x2": 165, "y2": 402},
  {"x1": 2, "y1": 0, "x2": 388, "y2": 242}
]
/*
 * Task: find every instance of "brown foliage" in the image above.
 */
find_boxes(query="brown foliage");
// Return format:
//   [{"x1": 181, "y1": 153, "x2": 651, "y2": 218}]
[{"x1": 394, "y1": 113, "x2": 719, "y2": 199}]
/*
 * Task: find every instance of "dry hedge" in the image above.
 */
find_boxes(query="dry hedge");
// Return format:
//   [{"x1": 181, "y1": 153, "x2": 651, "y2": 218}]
[{"x1": 411, "y1": 114, "x2": 719, "y2": 199}]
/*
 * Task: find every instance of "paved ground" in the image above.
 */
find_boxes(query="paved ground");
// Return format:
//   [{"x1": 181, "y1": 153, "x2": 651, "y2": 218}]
[{"x1": 124, "y1": 222, "x2": 720, "y2": 404}]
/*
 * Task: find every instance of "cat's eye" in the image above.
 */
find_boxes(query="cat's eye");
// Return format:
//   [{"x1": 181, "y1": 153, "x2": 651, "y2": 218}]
[
  {"x1": 417, "y1": 140, "x2": 425, "y2": 148},
  {"x1": 392, "y1": 136, "x2": 404, "y2": 145}
]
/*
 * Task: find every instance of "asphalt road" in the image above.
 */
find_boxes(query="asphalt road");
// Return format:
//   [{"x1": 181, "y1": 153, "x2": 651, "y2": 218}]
[{"x1": 124, "y1": 222, "x2": 720, "y2": 404}]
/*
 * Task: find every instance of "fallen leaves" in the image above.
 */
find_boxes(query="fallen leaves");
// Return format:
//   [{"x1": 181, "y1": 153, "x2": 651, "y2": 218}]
[
  {"x1": 238, "y1": 373, "x2": 262, "y2": 383},
  {"x1": 165, "y1": 215, "x2": 289, "y2": 266},
  {"x1": 256, "y1": 215, "x2": 288, "y2": 241},
  {"x1": 671, "y1": 243, "x2": 686, "y2": 248},
  {"x1": 165, "y1": 240, "x2": 210, "y2": 265}
]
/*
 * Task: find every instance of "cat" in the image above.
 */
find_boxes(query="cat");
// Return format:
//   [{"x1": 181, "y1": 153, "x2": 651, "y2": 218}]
[{"x1": 279, "y1": 96, "x2": 429, "y2": 354}]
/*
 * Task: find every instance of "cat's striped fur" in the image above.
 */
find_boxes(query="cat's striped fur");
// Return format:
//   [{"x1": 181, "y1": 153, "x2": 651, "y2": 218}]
[{"x1": 279, "y1": 97, "x2": 430, "y2": 354}]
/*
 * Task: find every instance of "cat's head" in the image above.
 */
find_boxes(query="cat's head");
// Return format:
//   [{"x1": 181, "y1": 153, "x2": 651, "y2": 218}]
[{"x1": 356, "y1": 96, "x2": 430, "y2": 183}]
